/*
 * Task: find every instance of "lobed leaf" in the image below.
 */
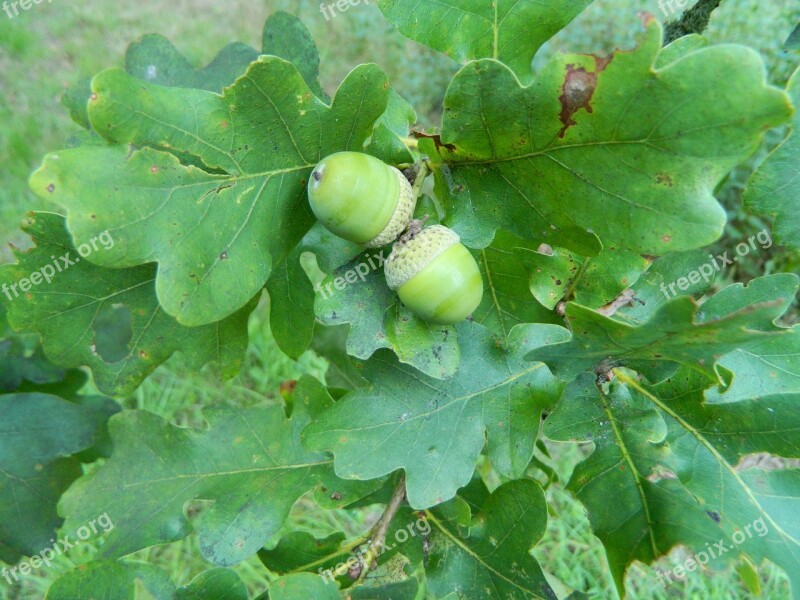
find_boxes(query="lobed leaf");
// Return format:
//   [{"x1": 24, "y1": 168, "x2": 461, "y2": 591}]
[
  {"x1": 745, "y1": 68, "x2": 800, "y2": 250},
  {"x1": 472, "y1": 230, "x2": 561, "y2": 339},
  {"x1": 526, "y1": 274, "x2": 797, "y2": 383},
  {"x1": 424, "y1": 480, "x2": 557, "y2": 599},
  {"x1": 314, "y1": 249, "x2": 461, "y2": 380},
  {"x1": 32, "y1": 60, "x2": 389, "y2": 326},
  {"x1": 0, "y1": 393, "x2": 113, "y2": 563},
  {"x1": 59, "y1": 377, "x2": 382, "y2": 566},
  {"x1": 431, "y1": 20, "x2": 792, "y2": 254},
  {"x1": 630, "y1": 370, "x2": 800, "y2": 598},
  {"x1": 0, "y1": 213, "x2": 252, "y2": 397},
  {"x1": 303, "y1": 321, "x2": 563, "y2": 508},
  {"x1": 377, "y1": 0, "x2": 593, "y2": 79},
  {"x1": 527, "y1": 245, "x2": 650, "y2": 310}
]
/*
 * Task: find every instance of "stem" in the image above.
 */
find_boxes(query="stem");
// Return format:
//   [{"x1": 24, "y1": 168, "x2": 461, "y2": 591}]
[
  {"x1": 401, "y1": 136, "x2": 420, "y2": 150},
  {"x1": 353, "y1": 476, "x2": 407, "y2": 584},
  {"x1": 323, "y1": 476, "x2": 407, "y2": 583},
  {"x1": 663, "y1": 0, "x2": 723, "y2": 45},
  {"x1": 411, "y1": 160, "x2": 431, "y2": 200}
]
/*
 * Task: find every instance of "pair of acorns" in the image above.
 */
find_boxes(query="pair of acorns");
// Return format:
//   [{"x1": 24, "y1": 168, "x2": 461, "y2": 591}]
[{"x1": 307, "y1": 152, "x2": 483, "y2": 325}]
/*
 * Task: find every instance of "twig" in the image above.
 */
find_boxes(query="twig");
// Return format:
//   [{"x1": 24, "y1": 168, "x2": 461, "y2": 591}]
[
  {"x1": 663, "y1": 0, "x2": 723, "y2": 45},
  {"x1": 324, "y1": 476, "x2": 407, "y2": 583},
  {"x1": 352, "y1": 476, "x2": 407, "y2": 583},
  {"x1": 411, "y1": 160, "x2": 430, "y2": 199}
]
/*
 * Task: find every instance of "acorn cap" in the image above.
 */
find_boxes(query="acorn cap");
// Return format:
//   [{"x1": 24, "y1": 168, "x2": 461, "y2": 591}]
[
  {"x1": 365, "y1": 167, "x2": 415, "y2": 248},
  {"x1": 385, "y1": 225, "x2": 460, "y2": 290}
]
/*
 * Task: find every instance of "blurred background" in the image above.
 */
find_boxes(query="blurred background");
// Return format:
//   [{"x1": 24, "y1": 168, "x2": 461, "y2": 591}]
[{"x1": 0, "y1": 1, "x2": 798, "y2": 598}]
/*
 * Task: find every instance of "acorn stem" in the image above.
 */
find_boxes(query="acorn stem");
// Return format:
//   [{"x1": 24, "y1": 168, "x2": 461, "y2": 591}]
[{"x1": 411, "y1": 159, "x2": 430, "y2": 199}]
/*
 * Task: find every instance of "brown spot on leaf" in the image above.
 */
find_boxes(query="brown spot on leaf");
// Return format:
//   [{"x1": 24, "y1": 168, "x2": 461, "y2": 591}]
[
  {"x1": 637, "y1": 11, "x2": 657, "y2": 27},
  {"x1": 220, "y1": 120, "x2": 229, "y2": 128},
  {"x1": 47, "y1": 184, "x2": 55, "y2": 193},
  {"x1": 280, "y1": 380, "x2": 297, "y2": 395},
  {"x1": 558, "y1": 55, "x2": 612, "y2": 138},
  {"x1": 662, "y1": 234, "x2": 672, "y2": 243},
  {"x1": 150, "y1": 166, "x2": 158, "y2": 174},
  {"x1": 655, "y1": 172, "x2": 673, "y2": 187}
]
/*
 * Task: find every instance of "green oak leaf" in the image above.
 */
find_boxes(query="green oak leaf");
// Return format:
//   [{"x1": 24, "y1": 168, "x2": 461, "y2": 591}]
[
  {"x1": 430, "y1": 20, "x2": 791, "y2": 254},
  {"x1": 543, "y1": 373, "x2": 773, "y2": 595},
  {"x1": 745, "y1": 68, "x2": 800, "y2": 250},
  {"x1": 705, "y1": 328, "x2": 800, "y2": 403},
  {"x1": 258, "y1": 531, "x2": 348, "y2": 577},
  {"x1": 365, "y1": 90, "x2": 417, "y2": 165},
  {"x1": 314, "y1": 249, "x2": 461, "y2": 380},
  {"x1": 526, "y1": 274, "x2": 796, "y2": 383},
  {"x1": 259, "y1": 506, "x2": 426, "y2": 583},
  {"x1": 31, "y1": 59, "x2": 389, "y2": 326},
  {"x1": 266, "y1": 252, "x2": 316, "y2": 361},
  {"x1": 125, "y1": 36, "x2": 259, "y2": 92},
  {"x1": 269, "y1": 573, "x2": 339, "y2": 600},
  {"x1": 267, "y1": 222, "x2": 363, "y2": 360},
  {"x1": 472, "y1": 230, "x2": 560, "y2": 339},
  {"x1": 0, "y1": 393, "x2": 112, "y2": 563},
  {"x1": 46, "y1": 561, "x2": 248, "y2": 600},
  {"x1": 0, "y1": 336, "x2": 70, "y2": 393},
  {"x1": 310, "y1": 324, "x2": 368, "y2": 392},
  {"x1": 303, "y1": 321, "x2": 563, "y2": 508},
  {"x1": 348, "y1": 576, "x2": 419, "y2": 600},
  {"x1": 528, "y1": 245, "x2": 650, "y2": 310},
  {"x1": 655, "y1": 34, "x2": 709, "y2": 68},
  {"x1": 697, "y1": 274, "x2": 800, "y2": 402},
  {"x1": 0, "y1": 213, "x2": 252, "y2": 397},
  {"x1": 614, "y1": 249, "x2": 714, "y2": 325},
  {"x1": 424, "y1": 480, "x2": 557, "y2": 600},
  {"x1": 59, "y1": 377, "x2": 381, "y2": 566},
  {"x1": 377, "y1": 0, "x2": 592, "y2": 80},
  {"x1": 175, "y1": 568, "x2": 249, "y2": 600},
  {"x1": 63, "y1": 12, "x2": 326, "y2": 127},
  {"x1": 45, "y1": 560, "x2": 176, "y2": 600},
  {"x1": 261, "y1": 11, "x2": 327, "y2": 101},
  {"x1": 624, "y1": 369, "x2": 800, "y2": 598},
  {"x1": 786, "y1": 24, "x2": 800, "y2": 52}
]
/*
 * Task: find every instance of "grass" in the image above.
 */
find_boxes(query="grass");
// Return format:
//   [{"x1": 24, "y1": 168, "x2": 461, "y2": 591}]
[{"x1": 1, "y1": 0, "x2": 798, "y2": 598}]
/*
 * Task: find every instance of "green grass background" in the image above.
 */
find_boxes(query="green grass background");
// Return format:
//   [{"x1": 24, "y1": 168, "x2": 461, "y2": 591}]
[{"x1": 0, "y1": 1, "x2": 798, "y2": 598}]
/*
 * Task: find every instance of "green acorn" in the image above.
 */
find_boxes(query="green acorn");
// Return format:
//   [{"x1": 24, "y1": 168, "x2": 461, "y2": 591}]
[
  {"x1": 385, "y1": 224, "x2": 483, "y2": 325},
  {"x1": 307, "y1": 151, "x2": 415, "y2": 248}
]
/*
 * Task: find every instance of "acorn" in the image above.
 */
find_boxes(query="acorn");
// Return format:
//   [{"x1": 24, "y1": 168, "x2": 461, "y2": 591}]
[
  {"x1": 307, "y1": 152, "x2": 416, "y2": 248},
  {"x1": 385, "y1": 224, "x2": 483, "y2": 325}
]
